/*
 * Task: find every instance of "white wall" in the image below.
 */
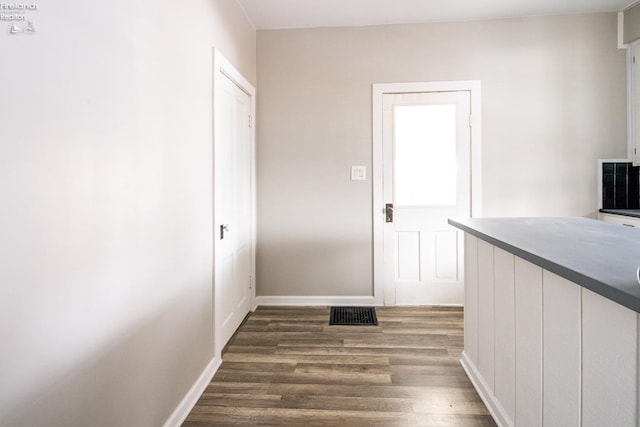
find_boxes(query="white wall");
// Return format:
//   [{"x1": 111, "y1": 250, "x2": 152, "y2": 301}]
[
  {"x1": 256, "y1": 13, "x2": 626, "y2": 297},
  {"x1": 0, "y1": 0, "x2": 255, "y2": 425}
]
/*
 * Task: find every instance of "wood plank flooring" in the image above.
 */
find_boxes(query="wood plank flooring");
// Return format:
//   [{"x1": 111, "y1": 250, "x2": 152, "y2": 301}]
[{"x1": 183, "y1": 306, "x2": 496, "y2": 426}]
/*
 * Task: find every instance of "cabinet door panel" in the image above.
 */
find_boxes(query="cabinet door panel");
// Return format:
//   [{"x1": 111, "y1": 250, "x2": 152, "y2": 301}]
[
  {"x1": 630, "y1": 40, "x2": 640, "y2": 166},
  {"x1": 542, "y1": 271, "x2": 580, "y2": 427},
  {"x1": 477, "y1": 240, "x2": 495, "y2": 391},
  {"x1": 600, "y1": 213, "x2": 640, "y2": 228},
  {"x1": 582, "y1": 289, "x2": 637, "y2": 427},
  {"x1": 514, "y1": 258, "x2": 542, "y2": 427},
  {"x1": 494, "y1": 248, "x2": 515, "y2": 424},
  {"x1": 464, "y1": 234, "x2": 479, "y2": 365}
]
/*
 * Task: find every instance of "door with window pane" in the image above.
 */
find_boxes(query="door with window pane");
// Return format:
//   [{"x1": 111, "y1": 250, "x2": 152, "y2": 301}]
[{"x1": 382, "y1": 91, "x2": 471, "y2": 305}]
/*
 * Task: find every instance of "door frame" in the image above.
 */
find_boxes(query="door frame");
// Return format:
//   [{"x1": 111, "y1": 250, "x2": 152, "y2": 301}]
[
  {"x1": 213, "y1": 49, "x2": 257, "y2": 357},
  {"x1": 372, "y1": 81, "x2": 482, "y2": 305}
]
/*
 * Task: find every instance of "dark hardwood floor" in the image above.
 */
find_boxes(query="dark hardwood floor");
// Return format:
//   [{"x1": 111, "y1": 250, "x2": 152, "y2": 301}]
[{"x1": 183, "y1": 306, "x2": 496, "y2": 426}]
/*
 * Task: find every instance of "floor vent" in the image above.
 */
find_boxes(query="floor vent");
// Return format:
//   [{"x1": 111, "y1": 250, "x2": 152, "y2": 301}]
[{"x1": 329, "y1": 306, "x2": 378, "y2": 326}]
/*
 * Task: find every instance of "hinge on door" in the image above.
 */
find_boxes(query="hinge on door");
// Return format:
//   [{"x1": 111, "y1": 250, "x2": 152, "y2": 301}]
[
  {"x1": 248, "y1": 114, "x2": 252, "y2": 128},
  {"x1": 249, "y1": 275, "x2": 253, "y2": 289}
]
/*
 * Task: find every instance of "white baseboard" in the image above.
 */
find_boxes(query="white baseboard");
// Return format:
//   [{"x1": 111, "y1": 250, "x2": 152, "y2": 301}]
[
  {"x1": 460, "y1": 352, "x2": 511, "y2": 427},
  {"x1": 163, "y1": 355, "x2": 222, "y2": 427},
  {"x1": 255, "y1": 295, "x2": 378, "y2": 307}
]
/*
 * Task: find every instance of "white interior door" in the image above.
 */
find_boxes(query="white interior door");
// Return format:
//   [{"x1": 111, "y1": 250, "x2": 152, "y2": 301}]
[
  {"x1": 382, "y1": 91, "x2": 471, "y2": 305},
  {"x1": 215, "y1": 71, "x2": 252, "y2": 352}
]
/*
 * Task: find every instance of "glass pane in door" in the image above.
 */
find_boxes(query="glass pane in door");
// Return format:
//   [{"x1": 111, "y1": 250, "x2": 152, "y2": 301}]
[{"x1": 393, "y1": 104, "x2": 457, "y2": 206}]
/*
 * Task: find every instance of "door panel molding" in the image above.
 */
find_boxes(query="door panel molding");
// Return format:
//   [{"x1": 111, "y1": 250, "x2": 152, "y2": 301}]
[
  {"x1": 372, "y1": 81, "x2": 482, "y2": 305},
  {"x1": 396, "y1": 231, "x2": 421, "y2": 281}
]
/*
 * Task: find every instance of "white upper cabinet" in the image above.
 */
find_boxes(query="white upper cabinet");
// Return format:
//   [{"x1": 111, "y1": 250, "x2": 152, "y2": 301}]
[{"x1": 629, "y1": 40, "x2": 640, "y2": 166}]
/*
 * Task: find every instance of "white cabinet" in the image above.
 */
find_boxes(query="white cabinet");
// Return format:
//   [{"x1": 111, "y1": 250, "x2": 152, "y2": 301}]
[
  {"x1": 461, "y1": 235, "x2": 640, "y2": 427},
  {"x1": 600, "y1": 212, "x2": 640, "y2": 227},
  {"x1": 629, "y1": 39, "x2": 640, "y2": 165}
]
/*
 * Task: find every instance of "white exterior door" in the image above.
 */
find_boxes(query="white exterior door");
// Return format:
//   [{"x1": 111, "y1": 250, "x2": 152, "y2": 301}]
[
  {"x1": 382, "y1": 91, "x2": 471, "y2": 305},
  {"x1": 215, "y1": 70, "x2": 252, "y2": 352}
]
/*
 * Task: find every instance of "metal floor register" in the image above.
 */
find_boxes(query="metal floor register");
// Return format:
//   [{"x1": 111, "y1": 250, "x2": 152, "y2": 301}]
[{"x1": 329, "y1": 306, "x2": 378, "y2": 326}]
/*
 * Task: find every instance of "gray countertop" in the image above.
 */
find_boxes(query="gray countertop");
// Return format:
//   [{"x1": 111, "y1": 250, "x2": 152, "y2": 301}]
[
  {"x1": 448, "y1": 217, "x2": 640, "y2": 313},
  {"x1": 600, "y1": 209, "x2": 640, "y2": 218}
]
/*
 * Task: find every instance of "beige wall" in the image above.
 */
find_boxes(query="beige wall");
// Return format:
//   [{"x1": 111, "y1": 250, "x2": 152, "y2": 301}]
[
  {"x1": 0, "y1": 0, "x2": 255, "y2": 425},
  {"x1": 625, "y1": 3, "x2": 640, "y2": 44},
  {"x1": 256, "y1": 13, "x2": 626, "y2": 298}
]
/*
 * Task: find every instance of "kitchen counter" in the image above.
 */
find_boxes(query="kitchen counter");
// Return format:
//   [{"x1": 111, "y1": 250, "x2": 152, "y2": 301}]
[
  {"x1": 450, "y1": 216, "x2": 640, "y2": 426},
  {"x1": 600, "y1": 208, "x2": 640, "y2": 218},
  {"x1": 448, "y1": 217, "x2": 640, "y2": 312}
]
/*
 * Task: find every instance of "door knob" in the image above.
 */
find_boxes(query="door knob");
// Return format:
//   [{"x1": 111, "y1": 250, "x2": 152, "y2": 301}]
[{"x1": 385, "y1": 203, "x2": 394, "y2": 223}]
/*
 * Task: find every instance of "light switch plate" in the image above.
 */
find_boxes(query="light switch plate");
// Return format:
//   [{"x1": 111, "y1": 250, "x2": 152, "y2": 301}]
[{"x1": 351, "y1": 165, "x2": 366, "y2": 181}]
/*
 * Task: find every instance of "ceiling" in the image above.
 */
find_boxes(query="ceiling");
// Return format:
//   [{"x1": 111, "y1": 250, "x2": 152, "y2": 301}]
[{"x1": 237, "y1": 0, "x2": 634, "y2": 30}]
